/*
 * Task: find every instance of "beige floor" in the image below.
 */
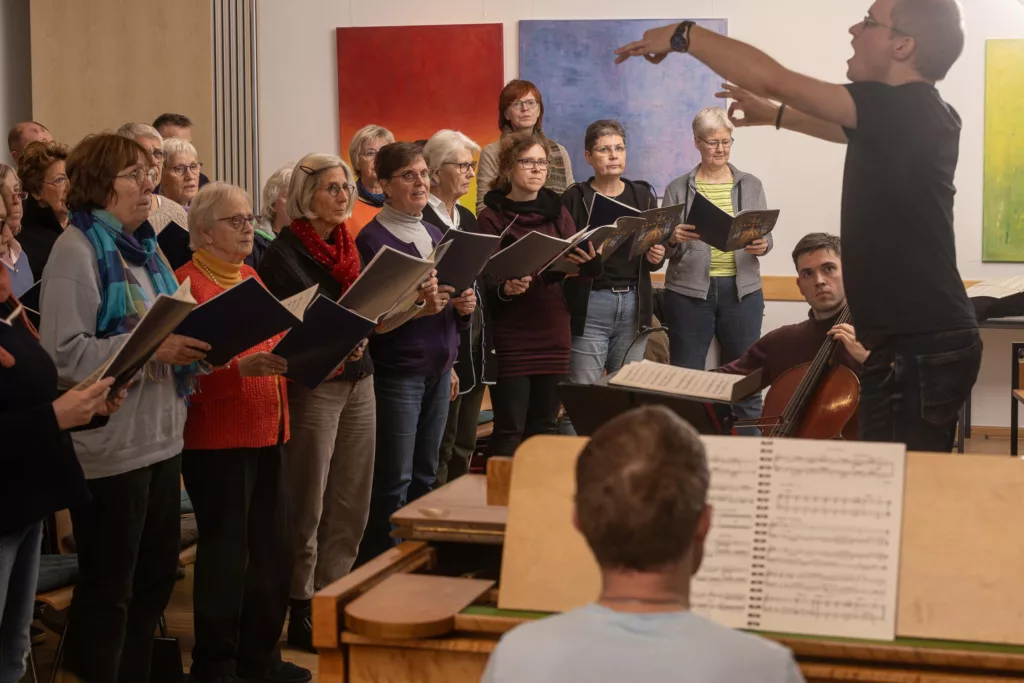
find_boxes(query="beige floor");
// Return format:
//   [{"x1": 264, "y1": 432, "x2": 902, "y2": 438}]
[{"x1": 26, "y1": 435, "x2": 1019, "y2": 683}]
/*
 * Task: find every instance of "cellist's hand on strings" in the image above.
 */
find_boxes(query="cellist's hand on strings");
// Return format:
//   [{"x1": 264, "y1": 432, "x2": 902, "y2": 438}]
[{"x1": 827, "y1": 323, "x2": 869, "y2": 364}]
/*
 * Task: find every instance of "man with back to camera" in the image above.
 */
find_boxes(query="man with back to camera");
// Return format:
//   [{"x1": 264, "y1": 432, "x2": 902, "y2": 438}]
[
  {"x1": 480, "y1": 405, "x2": 804, "y2": 683},
  {"x1": 718, "y1": 232, "x2": 867, "y2": 388},
  {"x1": 616, "y1": 0, "x2": 980, "y2": 452},
  {"x1": 152, "y1": 112, "x2": 211, "y2": 187}
]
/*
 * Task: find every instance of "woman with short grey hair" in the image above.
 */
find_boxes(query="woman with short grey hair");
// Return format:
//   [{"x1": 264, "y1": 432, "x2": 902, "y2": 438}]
[
  {"x1": 662, "y1": 106, "x2": 771, "y2": 429},
  {"x1": 259, "y1": 165, "x2": 293, "y2": 237},
  {"x1": 421, "y1": 129, "x2": 491, "y2": 485},
  {"x1": 173, "y1": 181, "x2": 307, "y2": 683},
  {"x1": 256, "y1": 152, "x2": 375, "y2": 652},
  {"x1": 117, "y1": 123, "x2": 189, "y2": 240},
  {"x1": 347, "y1": 124, "x2": 395, "y2": 233},
  {"x1": 159, "y1": 137, "x2": 202, "y2": 210}
]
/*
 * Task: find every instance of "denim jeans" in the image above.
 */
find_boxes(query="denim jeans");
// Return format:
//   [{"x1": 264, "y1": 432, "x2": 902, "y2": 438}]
[
  {"x1": 561, "y1": 289, "x2": 648, "y2": 435},
  {"x1": 663, "y1": 277, "x2": 765, "y2": 426},
  {"x1": 358, "y1": 370, "x2": 451, "y2": 564},
  {"x1": 0, "y1": 522, "x2": 42, "y2": 683},
  {"x1": 859, "y1": 328, "x2": 982, "y2": 452}
]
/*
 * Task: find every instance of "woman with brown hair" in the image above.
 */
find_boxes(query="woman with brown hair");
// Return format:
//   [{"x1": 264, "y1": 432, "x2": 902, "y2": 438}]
[
  {"x1": 475, "y1": 79, "x2": 574, "y2": 213},
  {"x1": 39, "y1": 133, "x2": 210, "y2": 683},
  {"x1": 16, "y1": 139, "x2": 69, "y2": 276},
  {"x1": 475, "y1": 132, "x2": 598, "y2": 457}
]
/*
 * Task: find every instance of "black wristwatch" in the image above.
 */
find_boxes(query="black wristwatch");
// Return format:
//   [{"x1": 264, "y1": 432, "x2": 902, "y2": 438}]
[{"x1": 670, "y1": 21, "x2": 695, "y2": 53}]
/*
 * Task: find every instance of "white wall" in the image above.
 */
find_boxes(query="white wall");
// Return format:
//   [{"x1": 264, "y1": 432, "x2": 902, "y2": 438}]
[
  {"x1": 0, "y1": 0, "x2": 32, "y2": 164},
  {"x1": 257, "y1": 0, "x2": 1024, "y2": 430}
]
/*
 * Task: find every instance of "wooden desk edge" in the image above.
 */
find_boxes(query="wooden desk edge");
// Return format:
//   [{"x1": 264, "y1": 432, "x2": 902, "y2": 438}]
[{"x1": 312, "y1": 541, "x2": 434, "y2": 650}]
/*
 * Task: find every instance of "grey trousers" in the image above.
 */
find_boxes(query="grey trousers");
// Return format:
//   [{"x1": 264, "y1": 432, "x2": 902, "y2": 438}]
[{"x1": 287, "y1": 377, "x2": 376, "y2": 601}]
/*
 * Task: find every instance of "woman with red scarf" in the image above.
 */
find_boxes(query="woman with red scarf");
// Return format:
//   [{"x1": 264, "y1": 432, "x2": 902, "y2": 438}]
[{"x1": 257, "y1": 154, "x2": 376, "y2": 652}]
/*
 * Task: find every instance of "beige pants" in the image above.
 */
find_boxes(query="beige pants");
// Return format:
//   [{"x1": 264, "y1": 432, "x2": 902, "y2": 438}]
[{"x1": 287, "y1": 376, "x2": 376, "y2": 600}]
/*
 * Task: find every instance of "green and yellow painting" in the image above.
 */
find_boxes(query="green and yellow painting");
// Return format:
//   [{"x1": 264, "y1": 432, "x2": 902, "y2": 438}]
[{"x1": 983, "y1": 39, "x2": 1024, "y2": 262}]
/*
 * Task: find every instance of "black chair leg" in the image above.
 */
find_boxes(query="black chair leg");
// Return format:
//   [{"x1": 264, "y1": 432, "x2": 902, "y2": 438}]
[
  {"x1": 48, "y1": 619, "x2": 69, "y2": 683},
  {"x1": 159, "y1": 614, "x2": 167, "y2": 638},
  {"x1": 957, "y1": 404, "x2": 966, "y2": 454},
  {"x1": 28, "y1": 648, "x2": 39, "y2": 683},
  {"x1": 1012, "y1": 396, "x2": 1019, "y2": 457}
]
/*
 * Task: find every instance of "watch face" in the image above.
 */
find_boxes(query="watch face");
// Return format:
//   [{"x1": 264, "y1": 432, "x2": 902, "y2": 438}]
[{"x1": 670, "y1": 29, "x2": 686, "y2": 52}]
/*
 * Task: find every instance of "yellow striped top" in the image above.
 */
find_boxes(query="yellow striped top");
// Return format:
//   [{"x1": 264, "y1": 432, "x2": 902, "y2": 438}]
[{"x1": 696, "y1": 180, "x2": 736, "y2": 277}]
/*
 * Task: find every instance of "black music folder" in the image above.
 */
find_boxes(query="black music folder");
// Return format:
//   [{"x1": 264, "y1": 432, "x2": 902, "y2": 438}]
[
  {"x1": 435, "y1": 229, "x2": 501, "y2": 292},
  {"x1": 272, "y1": 295, "x2": 377, "y2": 389},
  {"x1": 173, "y1": 279, "x2": 317, "y2": 366},
  {"x1": 157, "y1": 221, "x2": 192, "y2": 271},
  {"x1": 558, "y1": 378, "x2": 735, "y2": 437},
  {"x1": 685, "y1": 192, "x2": 780, "y2": 252},
  {"x1": 481, "y1": 230, "x2": 575, "y2": 281}
]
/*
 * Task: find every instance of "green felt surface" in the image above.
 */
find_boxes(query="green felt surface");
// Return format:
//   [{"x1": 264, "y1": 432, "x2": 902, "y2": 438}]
[{"x1": 460, "y1": 606, "x2": 1024, "y2": 655}]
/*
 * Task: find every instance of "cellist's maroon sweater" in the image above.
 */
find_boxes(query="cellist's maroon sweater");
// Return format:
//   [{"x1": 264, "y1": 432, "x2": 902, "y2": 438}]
[
  {"x1": 717, "y1": 309, "x2": 862, "y2": 388},
  {"x1": 475, "y1": 188, "x2": 597, "y2": 378}
]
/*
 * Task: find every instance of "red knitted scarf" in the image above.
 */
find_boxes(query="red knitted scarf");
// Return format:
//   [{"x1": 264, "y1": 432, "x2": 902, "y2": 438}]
[{"x1": 290, "y1": 218, "x2": 361, "y2": 291}]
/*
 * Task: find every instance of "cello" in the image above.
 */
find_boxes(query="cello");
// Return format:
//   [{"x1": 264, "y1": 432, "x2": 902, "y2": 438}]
[{"x1": 754, "y1": 304, "x2": 861, "y2": 440}]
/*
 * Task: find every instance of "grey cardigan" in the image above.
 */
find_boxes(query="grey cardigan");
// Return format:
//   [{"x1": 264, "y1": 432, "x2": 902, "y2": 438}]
[
  {"x1": 39, "y1": 227, "x2": 186, "y2": 479},
  {"x1": 663, "y1": 163, "x2": 771, "y2": 300}
]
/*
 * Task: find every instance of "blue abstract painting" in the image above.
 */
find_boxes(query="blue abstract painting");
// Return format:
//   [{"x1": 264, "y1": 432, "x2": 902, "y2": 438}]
[{"x1": 519, "y1": 19, "x2": 728, "y2": 197}]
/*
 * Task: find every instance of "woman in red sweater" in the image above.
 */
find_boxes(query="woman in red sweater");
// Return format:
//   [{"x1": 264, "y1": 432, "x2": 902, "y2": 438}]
[
  {"x1": 476, "y1": 132, "x2": 600, "y2": 457},
  {"x1": 175, "y1": 182, "x2": 311, "y2": 683}
]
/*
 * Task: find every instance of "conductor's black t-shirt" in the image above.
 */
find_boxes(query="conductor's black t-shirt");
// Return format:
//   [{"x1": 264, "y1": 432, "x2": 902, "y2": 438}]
[{"x1": 841, "y1": 81, "x2": 976, "y2": 347}]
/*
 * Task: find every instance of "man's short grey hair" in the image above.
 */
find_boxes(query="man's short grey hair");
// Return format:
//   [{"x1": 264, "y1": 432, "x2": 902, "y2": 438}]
[
  {"x1": 188, "y1": 181, "x2": 251, "y2": 252},
  {"x1": 692, "y1": 107, "x2": 734, "y2": 139},
  {"x1": 260, "y1": 165, "x2": 293, "y2": 228},
  {"x1": 348, "y1": 124, "x2": 394, "y2": 175},
  {"x1": 287, "y1": 153, "x2": 355, "y2": 223},
  {"x1": 117, "y1": 123, "x2": 162, "y2": 142},
  {"x1": 162, "y1": 137, "x2": 198, "y2": 166},
  {"x1": 892, "y1": 0, "x2": 965, "y2": 82}
]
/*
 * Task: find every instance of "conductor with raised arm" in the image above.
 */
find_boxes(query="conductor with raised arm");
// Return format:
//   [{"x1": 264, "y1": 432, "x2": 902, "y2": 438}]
[{"x1": 617, "y1": 0, "x2": 979, "y2": 452}]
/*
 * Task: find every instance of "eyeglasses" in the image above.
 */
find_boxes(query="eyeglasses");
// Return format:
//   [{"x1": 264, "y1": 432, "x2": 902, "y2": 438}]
[
  {"x1": 169, "y1": 162, "x2": 203, "y2": 176},
  {"x1": 360, "y1": 149, "x2": 381, "y2": 159},
  {"x1": 43, "y1": 176, "x2": 69, "y2": 188},
  {"x1": 10, "y1": 190, "x2": 27, "y2": 202},
  {"x1": 861, "y1": 13, "x2": 909, "y2": 35},
  {"x1": 443, "y1": 161, "x2": 477, "y2": 174},
  {"x1": 319, "y1": 182, "x2": 355, "y2": 198},
  {"x1": 116, "y1": 167, "x2": 160, "y2": 186},
  {"x1": 390, "y1": 170, "x2": 431, "y2": 183},
  {"x1": 509, "y1": 99, "x2": 538, "y2": 112},
  {"x1": 591, "y1": 145, "x2": 626, "y2": 156},
  {"x1": 150, "y1": 149, "x2": 165, "y2": 161},
  {"x1": 700, "y1": 137, "x2": 734, "y2": 150},
  {"x1": 216, "y1": 214, "x2": 260, "y2": 230},
  {"x1": 516, "y1": 158, "x2": 549, "y2": 170}
]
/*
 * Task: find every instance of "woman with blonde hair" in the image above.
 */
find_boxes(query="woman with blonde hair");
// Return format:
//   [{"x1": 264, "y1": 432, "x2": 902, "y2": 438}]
[
  {"x1": 259, "y1": 164, "x2": 293, "y2": 237},
  {"x1": 347, "y1": 124, "x2": 395, "y2": 234}
]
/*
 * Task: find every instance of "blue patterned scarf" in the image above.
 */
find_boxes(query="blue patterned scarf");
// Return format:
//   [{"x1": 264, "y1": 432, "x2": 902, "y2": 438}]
[{"x1": 73, "y1": 208, "x2": 195, "y2": 396}]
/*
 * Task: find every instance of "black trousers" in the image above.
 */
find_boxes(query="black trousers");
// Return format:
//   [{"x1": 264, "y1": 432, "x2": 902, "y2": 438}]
[
  {"x1": 487, "y1": 374, "x2": 566, "y2": 457},
  {"x1": 62, "y1": 455, "x2": 182, "y2": 683},
  {"x1": 859, "y1": 328, "x2": 982, "y2": 452},
  {"x1": 437, "y1": 381, "x2": 487, "y2": 486},
  {"x1": 181, "y1": 444, "x2": 292, "y2": 679}
]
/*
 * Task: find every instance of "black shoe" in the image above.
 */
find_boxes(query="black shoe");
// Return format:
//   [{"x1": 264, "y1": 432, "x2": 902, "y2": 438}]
[
  {"x1": 188, "y1": 675, "x2": 244, "y2": 683},
  {"x1": 286, "y1": 599, "x2": 315, "y2": 654},
  {"x1": 238, "y1": 660, "x2": 312, "y2": 683}
]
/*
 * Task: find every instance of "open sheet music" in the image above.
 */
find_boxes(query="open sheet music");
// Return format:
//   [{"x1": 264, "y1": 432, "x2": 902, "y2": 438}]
[
  {"x1": 692, "y1": 436, "x2": 906, "y2": 640},
  {"x1": 608, "y1": 360, "x2": 761, "y2": 403}
]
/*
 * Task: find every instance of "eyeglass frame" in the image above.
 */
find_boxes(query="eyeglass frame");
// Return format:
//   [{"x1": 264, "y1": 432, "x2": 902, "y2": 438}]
[
  {"x1": 215, "y1": 214, "x2": 261, "y2": 230},
  {"x1": 116, "y1": 166, "x2": 160, "y2": 186},
  {"x1": 42, "y1": 176, "x2": 69, "y2": 188},
  {"x1": 168, "y1": 162, "x2": 204, "y2": 176},
  {"x1": 861, "y1": 13, "x2": 911, "y2": 36},
  {"x1": 509, "y1": 98, "x2": 539, "y2": 112},
  {"x1": 516, "y1": 158, "x2": 550, "y2": 170},
  {"x1": 318, "y1": 182, "x2": 356, "y2": 198},
  {"x1": 388, "y1": 169, "x2": 431, "y2": 184},
  {"x1": 698, "y1": 137, "x2": 735, "y2": 150},
  {"x1": 589, "y1": 144, "x2": 627, "y2": 156},
  {"x1": 442, "y1": 161, "x2": 477, "y2": 174}
]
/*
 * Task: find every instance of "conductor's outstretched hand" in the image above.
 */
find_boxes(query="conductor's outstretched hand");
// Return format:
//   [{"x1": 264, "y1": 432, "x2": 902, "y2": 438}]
[
  {"x1": 614, "y1": 24, "x2": 676, "y2": 64},
  {"x1": 717, "y1": 83, "x2": 778, "y2": 128}
]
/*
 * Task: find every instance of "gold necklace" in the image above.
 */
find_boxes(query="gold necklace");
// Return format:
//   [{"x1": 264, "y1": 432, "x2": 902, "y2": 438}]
[{"x1": 195, "y1": 257, "x2": 223, "y2": 288}]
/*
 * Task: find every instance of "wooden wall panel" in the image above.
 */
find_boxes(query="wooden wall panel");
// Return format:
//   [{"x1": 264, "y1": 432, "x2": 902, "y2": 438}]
[{"x1": 30, "y1": 0, "x2": 214, "y2": 175}]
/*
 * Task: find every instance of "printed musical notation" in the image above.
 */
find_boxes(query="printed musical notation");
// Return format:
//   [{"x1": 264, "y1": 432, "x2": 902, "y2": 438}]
[{"x1": 692, "y1": 436, "x2": 906, "y2": 641}]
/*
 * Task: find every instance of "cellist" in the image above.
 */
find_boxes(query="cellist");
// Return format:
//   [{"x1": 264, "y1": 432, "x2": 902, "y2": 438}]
[{"x1": 717, "y1": 233, "x2": 868, "y2": 389}]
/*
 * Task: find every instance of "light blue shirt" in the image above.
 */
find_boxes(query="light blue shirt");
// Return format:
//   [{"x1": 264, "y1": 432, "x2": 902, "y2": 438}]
[{"x1": 481, "y1": 604, "x2": 805, "y2": 683}]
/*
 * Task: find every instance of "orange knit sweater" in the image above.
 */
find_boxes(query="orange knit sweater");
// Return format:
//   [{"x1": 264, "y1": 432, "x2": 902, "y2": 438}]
[{"x1": 175, "y1": 262, "x2": 291, "y2": 451}]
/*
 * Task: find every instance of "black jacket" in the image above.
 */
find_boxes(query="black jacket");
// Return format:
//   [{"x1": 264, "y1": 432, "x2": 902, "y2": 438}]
[
  {"x1": 257, "y1": 225, "x2": 373, "y2": 380},
  {"x1": 19, "y1": 195, "x2": 64, "y2": 278},
  {"x1": 560, "y1": 178, "x2": 659, "y2": 337},
  {"x1": 421, "y1": 202, "x2": 496, "y2": 392},
  {"x1": 0, "y1": 312, "x2": 91, "y2": 536}
]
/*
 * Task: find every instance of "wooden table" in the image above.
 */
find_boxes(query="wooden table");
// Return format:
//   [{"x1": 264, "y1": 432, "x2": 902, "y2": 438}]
[{"x1": 314, "y1": 460, "x2": 1024, "y2": 683}]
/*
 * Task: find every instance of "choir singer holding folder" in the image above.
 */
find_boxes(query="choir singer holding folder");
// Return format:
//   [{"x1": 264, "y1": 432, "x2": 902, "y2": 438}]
[
  {"x1": 355, "y1": 142, "x2": 476, "y2": 565},
  {"x1": 257, "y1": 153, "x2": 376, "y2": 651},
  {"x1": 476, "y1": 132, "x2": 600, "y2": 458},
  {"x1": 172, "y1": 182, "x2": 311, "y2": 683}
]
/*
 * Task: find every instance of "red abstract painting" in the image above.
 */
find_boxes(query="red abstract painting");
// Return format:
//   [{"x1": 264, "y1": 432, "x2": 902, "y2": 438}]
[{"x1": 337, "y1": 24, "x2": 504, "y2": 210}]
